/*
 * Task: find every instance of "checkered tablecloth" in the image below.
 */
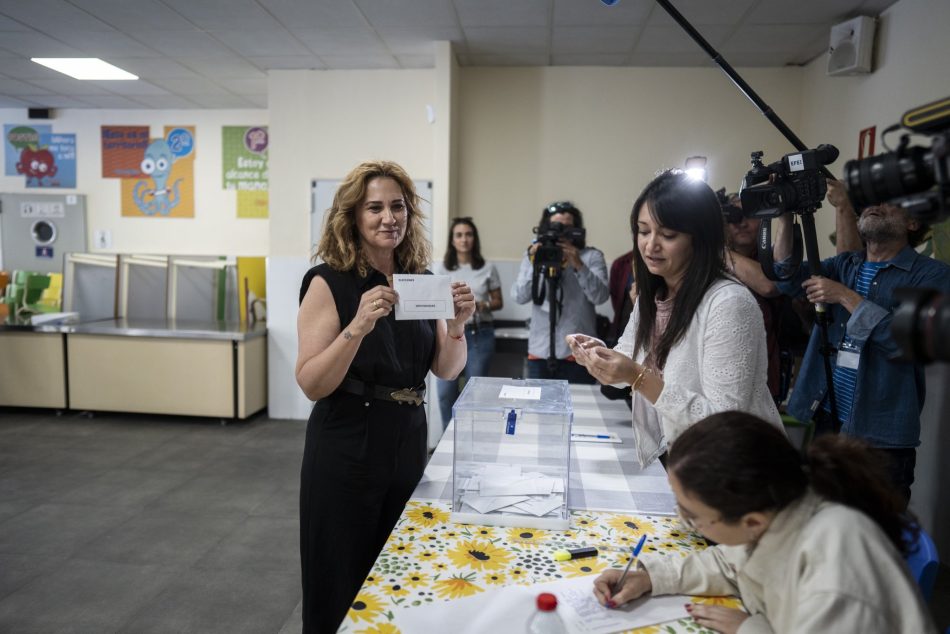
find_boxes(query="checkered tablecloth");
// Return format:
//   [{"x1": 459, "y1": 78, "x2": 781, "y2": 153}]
[{"x1": 413, "y1": 384, "x2": 676, "y2": 515}]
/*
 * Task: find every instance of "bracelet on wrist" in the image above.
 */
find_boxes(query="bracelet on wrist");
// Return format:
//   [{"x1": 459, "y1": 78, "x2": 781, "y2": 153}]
[
  {"x1": 632, "y1": 366, "x2": 650, "y2": 391},
  {"x1": 449, "y1": 332, "x2": 464, "y2": 341}
]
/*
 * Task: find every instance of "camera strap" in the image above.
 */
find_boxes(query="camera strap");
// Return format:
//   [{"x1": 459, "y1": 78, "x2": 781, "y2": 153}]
[{"x1": 757, "y1": 217, "x2": 803, "y2": 282}]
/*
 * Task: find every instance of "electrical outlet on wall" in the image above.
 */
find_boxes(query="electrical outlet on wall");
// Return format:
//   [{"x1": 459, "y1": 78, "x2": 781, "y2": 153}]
[{"x1": 94, "y1": 229, "x2": 112, "y2": 250}]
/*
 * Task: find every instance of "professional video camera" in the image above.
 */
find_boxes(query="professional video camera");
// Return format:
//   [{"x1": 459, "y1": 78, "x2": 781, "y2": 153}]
[
  {"x1": 532, "y1": 221, "x2": 586, "y2": 271},
  {"x1": 716, "y1": 187, "x2": 743, "y2": 224},
  {"x1": 842, "y1": 96, "x2": 950, "y2": 225},
  {"x1": 739, "y1": 144, "x2": 839, "y2": 218}
]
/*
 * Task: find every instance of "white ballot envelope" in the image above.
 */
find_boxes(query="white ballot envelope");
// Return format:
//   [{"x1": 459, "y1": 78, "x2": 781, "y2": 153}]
[{"x1": 393, "y1": 274, "x2": 455, "y2": 320}]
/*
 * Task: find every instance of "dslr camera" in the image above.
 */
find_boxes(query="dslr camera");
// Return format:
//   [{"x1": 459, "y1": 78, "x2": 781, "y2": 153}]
[
  {"x1": 532, "y1": 221, "x2": 586, "y2": 271},
  {"x1": 843, "y1": 96, "x2": 950, "y2": 225},
  {"x1": 739, "y1": 144, "x2": 840, "y2": 218},
  {"x1": 843, "y1": 96, "x2": 950, "y2": 363}
]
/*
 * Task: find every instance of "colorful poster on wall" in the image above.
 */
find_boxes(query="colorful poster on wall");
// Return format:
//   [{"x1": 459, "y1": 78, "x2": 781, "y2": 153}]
[
  {"x1": 222, "y1": 125, "x2": 268, "y2": 218},
  {"x1": 120, "y1": 126, "x2": 196, "y2": 218},
  {"x1": 23, "y1": 132, "x2": 77, "y2": 188},
  {"x1": 4, "y1": 123, "x2": 51, "y2": 176},
  {"x1": 101, "y1": 125, "x2": 149, "y2": 178}
]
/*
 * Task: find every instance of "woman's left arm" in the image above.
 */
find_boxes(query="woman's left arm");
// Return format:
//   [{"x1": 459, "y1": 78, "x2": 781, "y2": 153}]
[{"x1": 431, "y1": 281, "x2": 476, "y2": 379}]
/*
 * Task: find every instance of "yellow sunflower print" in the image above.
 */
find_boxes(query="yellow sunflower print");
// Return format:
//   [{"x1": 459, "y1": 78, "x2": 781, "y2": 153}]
[
  {"x1": 380, "y1": 580, "x2": 410, "y2": 598},
  {"x1": 607, "y1": 515, "x2": 657, "y2": 536},
  {"x1": 357, "y1": 624, "x2": 400, "y2": 634},
  {"x1": 347, "y1": 590, "x2": 385, "y2": 623},
  {"x1": 434, "y1": 573, "x2": 483, "y2": 599},
  {"x1": 559, "y1": 556, "x2": 609, "y2": 577},
  {"x1": 447, "y1": 539, "x2": 514, "y2": 571},
  {"x1": 691, "y1": 596, "x2": 744, "y2": 609},
  {"x1": 403, "y1": 572, "x2": 430, "y2": 588},
  {"x1": 405, "y1": 503, "x2": 449, "y2": 528},
  {"x1": 484, "y1": 572, "x2": 507, "y2": 585},
  {"x1": 386, "y1": 541, "x2": 415, "y2": 555},
  {"x1": 505, "y1": 527, "x2": 549, "y2": 546},
  {"x1": 363, "y1": 573, "x2": 381, "y2": 587}
]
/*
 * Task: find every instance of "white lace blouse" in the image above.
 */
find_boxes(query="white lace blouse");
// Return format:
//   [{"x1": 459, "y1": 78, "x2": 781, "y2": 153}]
[{"x1": 615, "y1": 277, "x2": 783, "y2": 467}]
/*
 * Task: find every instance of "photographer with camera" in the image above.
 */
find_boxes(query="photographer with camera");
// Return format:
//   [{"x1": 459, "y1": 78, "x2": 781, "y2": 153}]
[
  {"x1": 511, "y1": 201, "x2": 609, "y2": 382},
  {"x1": 723, "y1": 191, "x2": 812, "y2": 404},
  {"x1": 732, "y1": 175, "x2": 950, "y2": 505}
]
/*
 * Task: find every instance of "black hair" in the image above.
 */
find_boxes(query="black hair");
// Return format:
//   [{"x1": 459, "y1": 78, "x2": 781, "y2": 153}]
[
  {"x1": 630, "y1": 170, "x2": 726, "y2": 369},
  {"x1": 443, "y1": 217, "x2": 485, "y2": 271},
  {"x1": 537, "y1": 201, "x2": 586, "y2": 249},
  {"x1": 668, "y1": 411, "x2": 915, "y2": 556}
]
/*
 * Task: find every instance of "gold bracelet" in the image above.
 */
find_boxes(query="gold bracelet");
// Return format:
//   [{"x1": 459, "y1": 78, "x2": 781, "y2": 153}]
[{"x1": 631, "y1": 366, "x2": 649, "y2": 392}]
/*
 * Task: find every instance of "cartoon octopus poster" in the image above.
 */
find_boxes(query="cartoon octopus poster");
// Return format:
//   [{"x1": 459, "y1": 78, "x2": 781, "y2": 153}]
[{"x1": 120, "y1": 126, "x2": 195, "y2": 218}]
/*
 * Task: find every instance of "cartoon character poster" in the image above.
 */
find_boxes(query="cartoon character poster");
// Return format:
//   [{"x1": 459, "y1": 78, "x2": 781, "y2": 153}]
[
  {"x1": 4, "y1": 124, "x2": 77, "y2": 188},
  {"x1": 119, "y1": 126, "x2": 195, "y2": 218},
  {"x1": 222, "y1": 125, "x2": 268, "y2": 219},
  {"x1": 5, "y1": 124, "x2": 50, "y2": 175}
]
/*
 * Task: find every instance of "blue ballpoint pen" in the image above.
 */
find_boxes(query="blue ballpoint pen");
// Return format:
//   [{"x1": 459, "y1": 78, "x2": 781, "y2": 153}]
[
  {"x1": 573, "y1": 433, "x2": 611, "y2": 439},
  {"x1": 613, "y1": 534, "x2": 648, "y2": 594}
]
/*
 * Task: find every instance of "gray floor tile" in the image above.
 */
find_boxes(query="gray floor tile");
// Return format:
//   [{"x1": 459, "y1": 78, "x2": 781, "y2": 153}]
[
  {"x1": 0, "y1": 559, "x2": 179, "y2": 633},
  {"x1": 50, "y1": 467, "x2": 195, "y2": 508},
  {"x1": 0, "y1": 503, "x2": 138, "y2": 557},
  {"x1": 250, "y1": 485, "x2": 299, "y2": 519},
  {"x1": 121, "y1": 567, "x2": 301, "y2": 634},
  {"x1": 278, "y1": 600, "x2": 303, "y2": 634},
  {"x1": 125, "y1": 439, "x2": 235, "y2": 473},
  {"x1": 150, "y1": 473, "x2": 283, "y2": 516},
  {"x1": 0, "y1": 553, "x2": 68, "y2": 602},
  {"x1": 195, "y1": 516, "x2": 298, "y2": 573},
  {"x1": 78, "y1": 509, "x2": 245, "y2": 567}
]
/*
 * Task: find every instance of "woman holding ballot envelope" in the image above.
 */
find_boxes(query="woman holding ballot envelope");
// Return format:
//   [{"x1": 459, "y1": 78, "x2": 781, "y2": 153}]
[
  {"x1": 593, "y1": 412, "x2": 936, "y2": 633},
  {"x1": 296, "y1": 160, "x2": 475, "y2": 633},
  {"x1": 566, "y1": 169, "x2": 781, "y2": 467}
]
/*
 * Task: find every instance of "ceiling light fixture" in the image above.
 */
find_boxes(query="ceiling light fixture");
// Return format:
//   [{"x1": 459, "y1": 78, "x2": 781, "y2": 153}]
[
  {"x1": 684, "y1": 155, "x2": 708, "y2": 182},
  {"x1": 30, "y1": 58, "x2": 138, "y2": 80}
]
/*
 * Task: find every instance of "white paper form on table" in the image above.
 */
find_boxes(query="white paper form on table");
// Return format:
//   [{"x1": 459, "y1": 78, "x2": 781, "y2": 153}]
[
  {"x1": 392, "y1": 274, "x2": 454, "y2": 320},
  {"x1": 395, "y1": 573, "x2": 689, "y2": 634}
]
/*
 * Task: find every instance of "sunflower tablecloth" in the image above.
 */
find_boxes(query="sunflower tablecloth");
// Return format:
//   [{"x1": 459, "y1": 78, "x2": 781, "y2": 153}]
[{"x1": 339, "y1": 501, "x2": 741, "y2": 634}]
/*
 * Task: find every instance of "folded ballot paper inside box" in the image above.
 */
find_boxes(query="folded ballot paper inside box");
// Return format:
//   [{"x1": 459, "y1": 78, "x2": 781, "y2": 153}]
[{"x1": 451, "y1": 377, "x2": 572, "y2": 530}]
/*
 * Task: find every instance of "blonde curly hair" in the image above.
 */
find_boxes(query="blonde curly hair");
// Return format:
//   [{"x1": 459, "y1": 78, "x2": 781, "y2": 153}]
[{"x1": 315, "y1": 160, "x2": 431, "y2": 276}]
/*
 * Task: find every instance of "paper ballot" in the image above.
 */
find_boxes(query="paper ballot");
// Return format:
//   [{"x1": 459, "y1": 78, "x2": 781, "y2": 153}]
[{"x1": 393, "y1": 274, "x2": 454, "y2": 320}]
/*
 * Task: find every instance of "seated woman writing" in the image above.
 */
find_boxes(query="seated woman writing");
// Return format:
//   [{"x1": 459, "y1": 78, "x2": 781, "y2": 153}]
[{"x1": 593, "y1": 411, "x2": 936, "y2": 634}]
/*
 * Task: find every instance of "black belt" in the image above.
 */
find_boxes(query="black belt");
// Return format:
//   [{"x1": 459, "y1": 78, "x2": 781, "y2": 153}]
[{"x1": 337, "y1": 377, "x2": 425, "y2": 406}]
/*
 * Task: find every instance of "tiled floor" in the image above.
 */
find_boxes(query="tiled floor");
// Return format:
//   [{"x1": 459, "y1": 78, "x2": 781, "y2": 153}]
[
  {"x1": 1, "y1": 408, "x2": 946, "y2": 633},
  {"x1": 0, "y1": 408, "x2": 305, "y2": 634}
]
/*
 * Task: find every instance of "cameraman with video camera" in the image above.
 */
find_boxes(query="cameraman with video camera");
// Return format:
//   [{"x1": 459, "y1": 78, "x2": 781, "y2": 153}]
[
  {"x1": 732, "y1": 173, "x2": 950, "y2": 506},
  {"x1": 512, "y1": 201, "x2": 609, "y2": 382}
]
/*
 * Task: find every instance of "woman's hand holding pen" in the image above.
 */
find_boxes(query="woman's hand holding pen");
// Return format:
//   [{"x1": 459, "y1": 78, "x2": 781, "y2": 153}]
[
  {"x1": 446, "y1": 281, "x2": 476, "y2": 333},
  {"x1": 592, "y1": 569, "x2": 652, "y2": 608}
]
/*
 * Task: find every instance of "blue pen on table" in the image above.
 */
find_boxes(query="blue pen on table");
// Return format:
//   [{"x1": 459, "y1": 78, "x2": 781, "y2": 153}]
[
  {"x1": 613, "y1": 534, "x2": 648, "y2": 595},
  {"x1": 572, "y1": 433, "x2": 611, "y2": 439}
]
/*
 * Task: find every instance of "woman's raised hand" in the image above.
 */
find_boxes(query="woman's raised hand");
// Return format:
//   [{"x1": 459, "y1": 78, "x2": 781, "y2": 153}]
[
  {"x1": 446, "y1": 281, "x2": 476, "y2": 332},
  {"x1": 350, "y1": 285, "x2": 398, "y2": 337}
]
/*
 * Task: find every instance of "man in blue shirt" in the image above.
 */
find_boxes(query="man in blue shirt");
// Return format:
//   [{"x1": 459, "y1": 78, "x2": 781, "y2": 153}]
[{"x1": 732, "y1": 179, "x2": 950, "y2": 504}]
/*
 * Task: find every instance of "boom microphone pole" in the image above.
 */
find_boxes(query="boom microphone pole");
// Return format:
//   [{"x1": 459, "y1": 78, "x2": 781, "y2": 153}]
[{"x1": 653, "y1": 0, "x2": 841, "y2": 429}]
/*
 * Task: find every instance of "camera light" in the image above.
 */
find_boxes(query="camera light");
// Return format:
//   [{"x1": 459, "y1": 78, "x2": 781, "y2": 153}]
[{"x1": 685, "y1": 155, "x2": 708, "y2": 182}]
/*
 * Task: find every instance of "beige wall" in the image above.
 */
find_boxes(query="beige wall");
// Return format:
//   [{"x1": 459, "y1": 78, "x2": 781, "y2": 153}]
[
  {"x1": 456, "y1": 66, "x2": 805, "y2": 265},
  {"x1": 0, "y1": 107, "x2": 268, "y2": 256},
  {"x1": 800, "y1": 0, "x2": 950, "y2": 255},
  {"x1": 267, "y1": 69, "x2": 437, "y2": 259}
]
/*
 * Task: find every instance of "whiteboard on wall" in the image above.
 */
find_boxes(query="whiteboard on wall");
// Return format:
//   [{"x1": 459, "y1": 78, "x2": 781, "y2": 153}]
[{"x1": 310, "y1": 178, "x2": 433, "y2": 255}]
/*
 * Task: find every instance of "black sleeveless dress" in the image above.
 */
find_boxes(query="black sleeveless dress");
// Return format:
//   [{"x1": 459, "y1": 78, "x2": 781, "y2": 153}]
[{"x1": 298, "y1": 263, "x2": 435, "y2": 634}]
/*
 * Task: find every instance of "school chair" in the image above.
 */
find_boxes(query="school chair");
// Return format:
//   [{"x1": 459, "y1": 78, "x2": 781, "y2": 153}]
[{"x1": 904, "y1": 525, "x2": 939, "y2": 602}]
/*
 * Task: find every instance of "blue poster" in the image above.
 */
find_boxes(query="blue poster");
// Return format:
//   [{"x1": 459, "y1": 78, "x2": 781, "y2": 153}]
[
  {"x1": 23, "y1": 132, "x2": 76, "y2": 188},
  {"x1": 4, "y1": 123, "x2": 52, "y2": 176}
]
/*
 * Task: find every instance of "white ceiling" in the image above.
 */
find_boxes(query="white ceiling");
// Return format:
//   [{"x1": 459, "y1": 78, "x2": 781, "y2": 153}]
[{"x1": 0, "y1": 0, "x2": 897, "y2": 110}]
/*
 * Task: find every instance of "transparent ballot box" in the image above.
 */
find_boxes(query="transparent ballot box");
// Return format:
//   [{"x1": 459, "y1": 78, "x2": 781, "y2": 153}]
[{"x1": 451, "y1": 377, "x2": 572, "y2": 530}]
